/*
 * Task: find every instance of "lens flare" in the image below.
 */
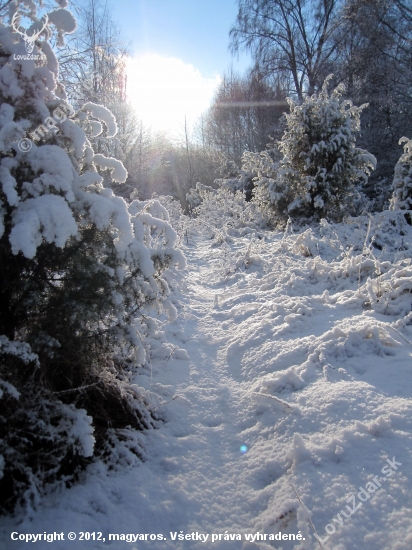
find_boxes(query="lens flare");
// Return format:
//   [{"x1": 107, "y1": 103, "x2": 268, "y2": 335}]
[{"x1": 240, "y1": 445, "x2": 248, "y2": 453}]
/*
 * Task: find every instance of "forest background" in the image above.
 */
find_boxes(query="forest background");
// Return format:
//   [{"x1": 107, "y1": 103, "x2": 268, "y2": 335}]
[{"x1": 59, "y1": 0, "x2": 412, "y2": 213}]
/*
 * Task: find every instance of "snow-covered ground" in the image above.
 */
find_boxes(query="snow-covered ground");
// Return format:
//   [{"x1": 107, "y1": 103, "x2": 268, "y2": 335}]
[{"x1": 2, "y1": 215, "x2": 412, "y2": 549}]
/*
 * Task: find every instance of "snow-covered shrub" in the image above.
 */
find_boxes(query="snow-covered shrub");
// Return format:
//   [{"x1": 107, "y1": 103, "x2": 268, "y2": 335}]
[
  {"x1": 186, "y1": 182, "x2": 215, "y2": 211},
  {"x1": 242, "y1": 146, "x2": 279, "y2": 223},
  {"x1": 214, "y1": 158, "x2": 256, "y2": 201},
  {"x1": 250, "y1": 76, "x2": 376, "y2": 224},
  {"x1": 189, "y1": 185, "x2": 265, "y2": 236},
  {"x1": 152, "y1": 194, "x2": 193, "y2": 248},
  {"x1": 277, "y1": 211, "x2": 412, "y2": 324},
  {"x1": 185, "y1": 185, "x2": 266, "y2": 278},
  {"x1": 390, "y1": 137, "x2": 412, "y2": 224},
  {"x1": 152, "y1": 194, "x2": 184, "y2": 226},
  {"x1": 0, "y1": 0, "x2": 184, "y2": 513},
  {"x1": 0, "y1": 340, "x2": 95, "y2": 514}
]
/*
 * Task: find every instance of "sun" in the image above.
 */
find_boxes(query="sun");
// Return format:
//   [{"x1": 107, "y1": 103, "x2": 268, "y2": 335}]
[{"x1": 125, "y1": 54, "x2": 221, "y2": 137}]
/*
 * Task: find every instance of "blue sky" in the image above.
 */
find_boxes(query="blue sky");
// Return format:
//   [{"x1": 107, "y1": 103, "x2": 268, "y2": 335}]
[{"x1": 111, "y1": 0, "x2": 251, "y2": 79}]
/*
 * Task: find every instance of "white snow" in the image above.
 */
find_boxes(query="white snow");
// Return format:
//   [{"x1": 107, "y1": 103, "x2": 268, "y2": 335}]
[
  {"x1": 47, "y1": 8, "x2": 77, "y2": 48},
  {"x1": 82, "y1": 103, "x2": 118, "y2": 138},
  {"x1": 1, "y1": 213, "x2": 412, "y2": 549},
  {"x1": 93, "y1": 153, "x2": 127, "y2": 183},
  {"x1": 47, "y1": 8, "x2": 76, "y2": 34},
  {"x1": 0, "y1": 335, "x2": 39, "y2": 367},
  {"x1": 9, "y1": 194, "x2": 78, "y2": 258}
]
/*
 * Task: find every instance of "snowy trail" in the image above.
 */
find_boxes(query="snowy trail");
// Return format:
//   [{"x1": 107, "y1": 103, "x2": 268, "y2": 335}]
[
  {"x1": 2, "y1": 228, "x2": 412, "y2": 550},
  {"x1": 146, "y1": 239, "x2": 272, "y2": 540}
]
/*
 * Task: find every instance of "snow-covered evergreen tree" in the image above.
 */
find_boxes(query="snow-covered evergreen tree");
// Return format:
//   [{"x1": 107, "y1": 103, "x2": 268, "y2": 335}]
[
  {"x1": 250, "y1": 76, "x2": 376, "y2": 223},
  {"x1": 390, "y1": 136, "x2": 412, "y2": 224},
  {"x1": 0, "y1": 0, "x2": 184, "y2": 513}
]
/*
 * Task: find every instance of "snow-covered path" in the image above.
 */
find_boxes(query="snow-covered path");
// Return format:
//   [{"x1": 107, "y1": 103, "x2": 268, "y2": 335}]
[
  {"x1": 133, "y1": 238, "x2": 282, "y2": 542},
  {"x1": 2, "y1": 227, "x2": 412, "y2": 550}
]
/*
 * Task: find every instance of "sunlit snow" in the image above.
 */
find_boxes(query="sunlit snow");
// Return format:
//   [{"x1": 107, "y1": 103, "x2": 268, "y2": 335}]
[{"x1": 3, "y1": 209, "x2": 412, "y2": 550}]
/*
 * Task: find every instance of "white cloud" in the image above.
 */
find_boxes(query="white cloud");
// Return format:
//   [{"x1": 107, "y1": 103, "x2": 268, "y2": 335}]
[{"x1": 126, "y1": 54, "x2": 221, "y2": 136}]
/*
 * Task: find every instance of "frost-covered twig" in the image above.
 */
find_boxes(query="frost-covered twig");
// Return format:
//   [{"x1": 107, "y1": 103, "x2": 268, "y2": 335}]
[
  {"x1": 148, "y1": 394, "x2": 190, "y2": 412},
  {"x1": 358, "y1": 217, "x2": 372, "y2": 295},
  {"x1": 253, "y1": 391, "x2": 293, "y2": 411},
  {"x1": 243, "y1": 232, "x2": 255, "y2": 268},
  {"x1": 165, "y1": 346, "x2": 177, "y2": 363},
  {"x1": 282, "y1": 217, "x2": 292, "y2": 244},
  {"x1": 290, "y1": 483, "x2": 325, "y2": 550},
  {"x1": 52, "y1": 381, "x2": 102, "y2": 394},
  {"x1": 385, "y1": 325, "x2": 412, "y2": 346}
]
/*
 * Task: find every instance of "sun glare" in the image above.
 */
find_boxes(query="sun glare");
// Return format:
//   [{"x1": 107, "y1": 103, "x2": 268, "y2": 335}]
[{"x1": 126, "y1": 54, "x2": 221, "y2": 137}]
